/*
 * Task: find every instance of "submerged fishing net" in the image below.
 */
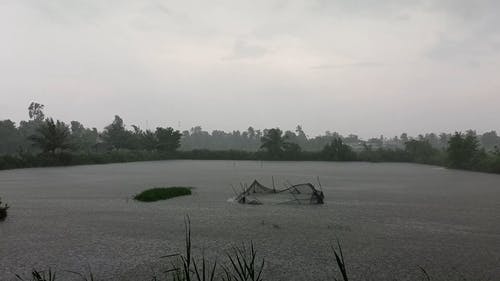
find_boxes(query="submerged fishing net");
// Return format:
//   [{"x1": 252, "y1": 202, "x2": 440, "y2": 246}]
[
  {"x1": 235, "y1": 180, "x2": 324, "y2": 205},
  {"x1": 282, "y1": 183, "x2": 325, "y2": 204}
]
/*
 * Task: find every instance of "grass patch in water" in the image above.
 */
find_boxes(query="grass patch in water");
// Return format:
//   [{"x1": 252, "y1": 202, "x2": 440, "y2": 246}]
[
  {"x1": 0, "y1": 197, "x2": 8, "y2": 221},
  {"x1": 134, "y1": 187, "x2": 192, "y2": 202}
]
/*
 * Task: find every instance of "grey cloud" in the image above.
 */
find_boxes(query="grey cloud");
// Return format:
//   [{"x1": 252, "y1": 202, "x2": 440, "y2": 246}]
[
  {"x1": 223, "y1": 39, "x2": 269, "y2": 60},
  {"x1": 421, "y1": 0, "x2": 500, "y2": 64},
  {"x1": 1, "y1": 0, "x2": 500, "y2": 137},
  {"x1": 311, "y1": 62, "x2": 384, "y2": 70},
  {"x1": 426, "y1": 5, "x2": 500, "y2": 64},
  {"x1": 22, "y1": 0, "x2": 113, "y2": 25},
  {"x1": 310, "y1": 0, "x2": 425, "y2": 18},
  {"x1": 427, "y1": 34, "x2": 497, "y2": 66},
  {"x1": 428, "y1": 0, "x2": 500, "y2": 22}
]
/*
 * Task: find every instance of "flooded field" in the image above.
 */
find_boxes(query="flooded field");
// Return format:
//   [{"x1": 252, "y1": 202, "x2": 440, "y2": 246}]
[{"x1": 0, "y1": 160, "x2": 499, "y2": 280}]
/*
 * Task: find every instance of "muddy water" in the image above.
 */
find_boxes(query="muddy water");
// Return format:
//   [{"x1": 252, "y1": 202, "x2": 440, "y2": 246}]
[{"x1": 0, "y1": 160, "x2": 499, "y2": 280}]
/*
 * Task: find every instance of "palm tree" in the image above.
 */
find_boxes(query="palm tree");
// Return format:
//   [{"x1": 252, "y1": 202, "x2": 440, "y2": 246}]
[{"x1": 30, "y1": 118, "x2": 71, "y2": 154}]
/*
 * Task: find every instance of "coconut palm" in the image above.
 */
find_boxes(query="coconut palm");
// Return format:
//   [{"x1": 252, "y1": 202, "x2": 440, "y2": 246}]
[{"x1": 30, "y1": 118, "x2": 71, "y2": 154}]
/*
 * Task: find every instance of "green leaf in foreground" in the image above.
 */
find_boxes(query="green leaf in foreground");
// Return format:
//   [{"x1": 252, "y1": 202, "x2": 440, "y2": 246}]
[{"x1": 134, "y1": 187, "x2": 192, "y2": 202}]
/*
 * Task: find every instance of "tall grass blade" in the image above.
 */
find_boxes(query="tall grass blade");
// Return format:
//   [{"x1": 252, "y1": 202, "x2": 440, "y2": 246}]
[{"x1": 332, "y1": 240, "x2": 349, "y2": 281}]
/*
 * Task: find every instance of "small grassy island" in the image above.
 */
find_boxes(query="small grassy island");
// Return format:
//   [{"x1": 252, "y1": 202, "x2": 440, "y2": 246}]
[{"x1": 134, "y1": 187, "x2": 192, "y2": 202}]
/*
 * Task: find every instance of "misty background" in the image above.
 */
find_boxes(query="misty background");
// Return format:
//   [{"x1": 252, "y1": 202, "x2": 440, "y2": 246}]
[{"x1": 1, "y1": 0, "x2": 499, "y2": 138}]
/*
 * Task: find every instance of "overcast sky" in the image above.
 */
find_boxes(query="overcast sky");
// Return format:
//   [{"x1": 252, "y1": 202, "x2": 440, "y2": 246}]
[{"x1": 1, "y1": 0, "x2": 499, "y2": 138}]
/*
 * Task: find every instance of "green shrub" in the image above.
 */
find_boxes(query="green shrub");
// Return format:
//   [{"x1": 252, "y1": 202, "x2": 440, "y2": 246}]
[
  {"x1": 134, "y1": 187, "x2": 192, "y2": 202},
  {"x1": 0, "y1": 197, "x2": 9, "y2": 221}
]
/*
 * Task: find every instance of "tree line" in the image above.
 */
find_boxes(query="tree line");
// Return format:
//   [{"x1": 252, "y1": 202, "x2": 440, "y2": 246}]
[{"x1": 1, "y1": 102, "x2": 499, "y2": 173}]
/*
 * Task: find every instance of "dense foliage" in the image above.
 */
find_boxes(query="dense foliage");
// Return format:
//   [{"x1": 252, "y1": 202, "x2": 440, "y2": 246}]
[
  {"x1": 1, "y1": 102, "x2": 500, "y2": 174},
  {"x1": 321, "y1": 138, "x2": 356, "y2": 161},
  {"x1": 29, "y1": 118, "x2": 72, "y2": 154},
  {"x1": 260, "y1": 128, "x2": 302, "y2": 159}
]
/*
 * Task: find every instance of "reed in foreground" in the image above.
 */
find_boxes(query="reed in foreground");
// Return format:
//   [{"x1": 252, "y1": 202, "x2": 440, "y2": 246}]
[
  {"x1": 158, "y1": 216, "x2": 264, "y2": 281},
  {"x1": 13, "y1": 219, "x2": 487, "y2": 281}
]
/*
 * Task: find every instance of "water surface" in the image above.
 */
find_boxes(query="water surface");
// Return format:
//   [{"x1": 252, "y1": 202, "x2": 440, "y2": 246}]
[{"x1": 1, "y1": 160, "x2": 499, "y2": 280}]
